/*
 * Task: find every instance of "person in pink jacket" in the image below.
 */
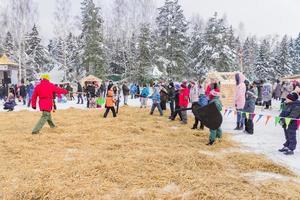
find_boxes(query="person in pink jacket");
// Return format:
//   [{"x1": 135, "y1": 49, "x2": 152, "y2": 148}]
[{"x1": 234, "y1": 72, "x2": 246, "y2": 130}]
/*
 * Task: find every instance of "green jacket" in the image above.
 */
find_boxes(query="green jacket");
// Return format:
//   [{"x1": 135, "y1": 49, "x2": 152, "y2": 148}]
[{"x1": 209, "y1": 97, "x2": 223, "y2": 112}]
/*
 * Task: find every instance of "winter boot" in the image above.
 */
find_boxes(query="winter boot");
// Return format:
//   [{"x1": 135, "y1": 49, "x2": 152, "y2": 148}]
[
  {"x1": 238, "y1": 123, "x2": 244, "y2": 130},
  {"x1": 284, "y1": 149, "x2": 294, "y2": 155},
  {"x1": 234, "y1": 123, "x2": 240, "y2": 130},
  {"x1": 278, "y1": 147, "x2": 289, "y2": 152},
  {"x1": 191, "y1": 125, "x2": 197, "y2": 130},
  {"x1": 206, "y1": 140, "x2": 215, "y2": 146}
]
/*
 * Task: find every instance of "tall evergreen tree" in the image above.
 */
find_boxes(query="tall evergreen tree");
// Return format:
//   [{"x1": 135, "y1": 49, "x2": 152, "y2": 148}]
[
  {"x1": 81, "y1": 0, "x2": 106, "y2": 78},
  {"x1": 242, "y1": 37, "x2": 258, "y2": 80},
  {"x1": 155, "y1": 0, "x2": 189, "y2": 79},
  {"x1": 254, "y1": 39, "x2": 274, "y2": 80},
  {"x1": 3, "y1": 32, "x2": 14, "y2": 59}
]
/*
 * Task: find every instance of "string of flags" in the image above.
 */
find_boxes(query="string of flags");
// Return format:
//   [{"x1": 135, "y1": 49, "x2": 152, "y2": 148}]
[{"x1": 223, "y1": 109, "x2": 300, "y2": 128}]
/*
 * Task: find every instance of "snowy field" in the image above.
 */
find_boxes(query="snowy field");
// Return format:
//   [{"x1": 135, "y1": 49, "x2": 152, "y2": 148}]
[{"x1": 1, "y1": 98, "x2": 299, "y2": 175}]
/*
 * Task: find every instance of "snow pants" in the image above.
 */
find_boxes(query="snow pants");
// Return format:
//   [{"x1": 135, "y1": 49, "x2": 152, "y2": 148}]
[
  {"x1": 32, "y1": 111, "x2": 55, "y2": 133},
  {"x1": 283, "y1": 128, "x2": 297, "y2": 151},
  {"x1": 104, "y1": 107, "x2": 117, "y2": 118},
  {"x1": 150, "y1": 103, "x2": 163, "y2": 116},
  {"x1": 180, "y1": 106, "x2": 187, "y2": 123}
]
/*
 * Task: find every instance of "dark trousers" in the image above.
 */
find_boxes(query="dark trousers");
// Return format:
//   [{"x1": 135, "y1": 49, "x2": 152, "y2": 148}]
[
  {"x1": 104, "y1": 107, "x2": 117, "y2": 118},
  {"x1": 77, "y1": 94, "x2": 84, "y2": 104},
  {"x1": 160, "y1": 101, "x2": 167, "y2": 110},
  {"x1": 283, "y1": 128, "x2": 297, "y2": 151},
  {"x1": 169, "y1": 100, "x2": 175, "y2": 117},
  {"x1": 27, "y1": 98, "x2": 32, "y2": 107},
  {"x1": 171, "y1": 105, "x2": 182, "y2": 120},
  {"x1": 244, "y1": 118, "x2": 254, "y2": 134},
  {"x1": 150, "y1": 103, "x2": 163, "y2": 116}
]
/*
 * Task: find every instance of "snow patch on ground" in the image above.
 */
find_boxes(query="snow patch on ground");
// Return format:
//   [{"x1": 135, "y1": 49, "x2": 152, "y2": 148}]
[{"x1": 243, "y1": 171, "x2": 300, "y2": 184}]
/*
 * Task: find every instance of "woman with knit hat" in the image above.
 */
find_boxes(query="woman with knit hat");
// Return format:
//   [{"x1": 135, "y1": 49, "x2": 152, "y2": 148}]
[{"x1": 31, "y1": 74, "x2": 68, "y2": 134}]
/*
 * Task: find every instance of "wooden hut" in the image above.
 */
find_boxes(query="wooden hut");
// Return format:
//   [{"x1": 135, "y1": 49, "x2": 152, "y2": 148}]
[
  {"x1": 206, "y1": 72, "x2": 238, "y2": 108},
  {"x1": 0, "y1": 54, "x2": 18, "y2": 85}
]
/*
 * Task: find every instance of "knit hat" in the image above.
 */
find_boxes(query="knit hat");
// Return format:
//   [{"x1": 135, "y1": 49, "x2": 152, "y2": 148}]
[
  {"x1": 41, "y1": 74, "x2": 50, "y2": 80},
  {"x1": 287, "y1": 92, "x2": 298, "y2": 102}
]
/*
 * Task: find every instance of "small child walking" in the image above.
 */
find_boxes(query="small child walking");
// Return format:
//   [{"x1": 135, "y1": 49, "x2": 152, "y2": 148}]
[
  {"x1": 207, "y1": 90, "x2": 223, "y2": 145},
  {"x1": 149, "y1": 85, "x2": 163, "y2": 116},
  {"x1": 278, "y1": 92, "x2": 300, "y2": 155},
  {"x1": 103, "y1": 90, "x2": 117, "y2": 118}
]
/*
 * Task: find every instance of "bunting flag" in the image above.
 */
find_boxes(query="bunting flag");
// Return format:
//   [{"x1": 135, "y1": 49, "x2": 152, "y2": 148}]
[
  {"x1": 297, "y1": 120, "x2": 300, "y2": 129},
  {"x1": 275, "y1": 116, "x2": 281, "y2": 126},
  {"x1": 251, "y1": 113, "x2": 256, "y2": 120},
  {"x1": 285, "y1": 118, "x2": 292, "y2": 126},
  {"x1": 256, "y1": 114, "x2": 264, "y2": 123},
  {"x1": 265, "y1": 116, "x2": 272, "y2": 125},
  {"x1": 227, "y1": 110, "x2": 233, "y2": 116},
  {"x1": 224, "y1": 109, "x2": 228, "y2": 115}
]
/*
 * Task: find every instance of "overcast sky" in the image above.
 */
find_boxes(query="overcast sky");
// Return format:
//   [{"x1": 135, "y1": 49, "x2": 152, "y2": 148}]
[{"x1": 12, "y1": 0, "x2": 300, "y2": 40}]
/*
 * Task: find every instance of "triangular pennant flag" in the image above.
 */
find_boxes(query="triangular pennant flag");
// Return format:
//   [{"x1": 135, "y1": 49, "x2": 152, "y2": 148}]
[
  {"x1": 256, "y1": 114, "x2": 264, "y2": 123},
  {"x1": 275, "y1": 116, "x2": 281, "y2": 126},
  {"x1": 285, "y1": 118, "x2": 292, "y2": 126},
  {"x1": 224, "y1": 109, "x2": 228, "y2": 115},
  {"x1": 227, "y1": 110, "x2": 233, "y2": 116},
  {"x1": 265, "y1": 116, "x2": 272, "y2": 125},
  {"x1": 245, "y1": 112, "x2": 250, "y2": 120},
  {"x1": 297, "y1": 120, "x2": 300, "y2": 129},
  {"x1": 251, "y1": 113, "x2": 256, "y2": 120}
]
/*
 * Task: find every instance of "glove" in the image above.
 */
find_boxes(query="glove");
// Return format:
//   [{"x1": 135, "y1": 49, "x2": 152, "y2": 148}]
[{"x1": 32, "y1": 107, "x2": 36, "y2": 110}]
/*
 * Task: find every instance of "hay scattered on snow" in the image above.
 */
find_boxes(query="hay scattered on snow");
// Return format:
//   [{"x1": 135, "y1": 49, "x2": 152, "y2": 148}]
[{"x1": 0, "y1": 107, "x2": 300, "y2": 199}]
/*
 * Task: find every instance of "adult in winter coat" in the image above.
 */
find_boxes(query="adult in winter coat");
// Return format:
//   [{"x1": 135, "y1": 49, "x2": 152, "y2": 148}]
[
  {"x1": 281, "y1": 82, "x2": 292, "y2": 103},
  {"x1": 130, "y1": 84, "x2": 137, "y2": 99},
  {"x1": 262, "y1": 81, "x2": 273, "y2": 109},
  {"x1": 234, "y1": 72, "x2": 246, "y2": 130},
  {"x1": 170, "y1": 84, "x2": 182, "y2": 121},
  {"x1": 278, "y1": 92, "x2": 300, "y2": 155},
  {"x1": 19, "y1": 83, "x2": 27, "y2": 105},
  {"x1": 122, "y1": 82, "x2": 130, "y2": 105},
  {"x1": 26, "y1": 82, "x2": 35, "y2": 107},
  {"x1": 190, "y1": 81, "x2": 200, "y2": 129},
  {"x1": 140, "y1": 84, "x2": 150, "y2": 108},
  {"x1": 159, "y1": 85, "x2": 169, "y2": 110},
  {"x1": 149, "y1": 85, "x2": 163, "y2": 116},
  {"x1": 100, "y1": 81, "x2": 106, "y2": 98},
  {"x1": 243, "y1": 81, "x2": 257, "y2": 134},
  {"x1": 273, "y1": 80, "x2": 282, "y2": 100},
  {"x1": 179, "y1": 83, "x2": 190, "y2": 124},
  {"x1": 31, "y1": 74, "x2": 68, "y2": 134},
  {"x1": 167, "y1": 82, "x2": 175, "y2": 117},
  {"x1": 77, "y1": 82, "x2": 84, "y2": 104}
]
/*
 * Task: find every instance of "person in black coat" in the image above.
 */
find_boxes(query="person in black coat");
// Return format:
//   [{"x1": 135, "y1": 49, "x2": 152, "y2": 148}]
[
  {"x1": 170, "y1": 84, "x2": 182, "y2": 121},
  {"x1": 19, "y1": 83, "x2": 27, "y2": 105},
  {"x1": 77, "y1": 82, "x2": 84, "y2": 104},
  {"x1": 167, "y1": 82, "x2": 175, "y2": 118}
]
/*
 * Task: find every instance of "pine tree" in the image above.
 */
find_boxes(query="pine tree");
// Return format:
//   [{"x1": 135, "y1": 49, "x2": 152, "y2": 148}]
[
  {"x1": 293, "y1": 33, "x2": 300, "y2": 74},
  {"x1": 135, "y1": 23, "x2": 154, "y2": 84},
  {"x1": 254, "y1": 39, "x2": 274, "y2": 80},
  {"x1": 273, "y1": 35, "x2": 293, "y2": 77},
  {"x1": 81, "y1": 0, "x2": 106, "y2": 78},
  {"x1": 25, "y1": 25, "x2": 48, "y2": 79},
  {"x1": 155, "y1": 0, "x2": 189, "y2": 79},
  {"x1": 243, "y1": 37, "x2": 258, "y2": 80},
  {"x1": 3, "y1": 32, "x2": 14, "y2": 59}
]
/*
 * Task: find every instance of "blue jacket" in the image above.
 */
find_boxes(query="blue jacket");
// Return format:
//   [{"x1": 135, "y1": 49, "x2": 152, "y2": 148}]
[
  {"x1": 26, "y1": 84, "x2": 35, "y2": 98},
  {"x1": 130, "y1": 85, "x2": 137, "y2": 94},
  {"x1": 141, "y1": 87, "x2": 150, "y2": 98},
  {"x1": 198, "y1": 94, "x2": 208, "y2": 107},
  {"x1": 150, "y1": 88, "x2": 161, "y2": 103},
  {"x1": 280, "y1": 100, "x2": 300, "y2": 130},
  {"x1": 243, "y1": 88, "x2": 257, "y2": 113}
]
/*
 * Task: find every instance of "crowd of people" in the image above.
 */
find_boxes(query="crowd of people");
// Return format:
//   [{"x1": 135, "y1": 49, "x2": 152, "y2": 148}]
[{"x1": 1, "y1": 73, "x2": 300, "y2": 154}]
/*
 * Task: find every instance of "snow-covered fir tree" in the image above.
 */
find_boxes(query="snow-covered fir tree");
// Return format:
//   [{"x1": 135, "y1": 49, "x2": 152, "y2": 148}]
[
  {"x1": 134, "y1": 23, "x2": 154, "y2": 84},
  {"x1": 273, "y1": 35, "x2": 293, "y2": 77},
  {"x1": 254, "y1": 39, "x2": 275, "y2": 80},
  {"x1": 242, "y1": 36, "x2": 258, "y2": 80},
  {"x1": 3, "y1": 32, "x2": 15, "y2": 59},
  {"x1": 293, "y1": 33, "x2": 300, "y2": 74},
  {"x1": 25, "y1": 24, "x2": 48, "y2": 80},
  {"x1": 155, "y1": 0, "x2": 189, "y2": 79},
  {"x1": 81, "y1": 0, "x2": 106, "y2": 78}
]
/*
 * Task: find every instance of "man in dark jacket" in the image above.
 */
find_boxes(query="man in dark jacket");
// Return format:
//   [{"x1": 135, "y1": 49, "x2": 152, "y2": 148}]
[
  {"x1": 170, "y1": 83, "x2": 182, "y2": 121},
  {"x1": 122, "y1": 82, "x2": 130, "y2": 105},
  {"x1": 86, "y1": 83, "x2": 96, "y2": 108},
  {"x1": 167, "y1": 82, "x2": 175, "y2": 118},
  {"x1": 19, "y1": 83, "x2": 27, "y2": 105},
  {"x1": 77, "y1": 82, "x2": 84, "y2": 104},
  {"x1": 278, "y1": 92, "x2": 300, "y2": 155}
]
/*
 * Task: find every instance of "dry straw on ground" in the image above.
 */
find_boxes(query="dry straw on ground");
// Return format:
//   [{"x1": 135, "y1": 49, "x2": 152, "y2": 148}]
[{"x1": 0, "y1": 107, "x2": 300, "y2": 199}]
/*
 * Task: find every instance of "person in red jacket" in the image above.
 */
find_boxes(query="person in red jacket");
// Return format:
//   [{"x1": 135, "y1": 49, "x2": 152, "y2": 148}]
[
  {"x1": 31, "y1": 74, "x2": 68, "y2": 134},
  {"x1": 179, "y1": 82, "x2": 190, "y2": 124}
]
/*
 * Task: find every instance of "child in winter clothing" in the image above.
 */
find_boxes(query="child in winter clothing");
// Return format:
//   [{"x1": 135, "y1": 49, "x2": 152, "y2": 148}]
[
  {"x1": 179, "y1": 82, "x2": 190, "y2": 124},
  {"x1": 207, "y1": 90, "x2": 223, "y2": 145},
  {"x1": 170, "y1": 83, "x2": 182, "y2": 121},
  {"x1": 278, "y1": 92, "x2": 300, "y2": 155},
  {"x1": 243, "y1": 81, "x2": 257, "y2": 134},
  {"x1": 140, "y1": 84, "x2": 150, "y2": 108},
  {"x1": 192, "y1": 84, "x2": 208, "y2": 130},
  {"x1": 103, "y1": 90, "x2": 117, "y2": 118},
  {"x1": 234, "y1": 72, "x2": 246, "y2": 130},
  {"x1": 149, "y1": 85, "x2": 163, "y2": 116}
]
